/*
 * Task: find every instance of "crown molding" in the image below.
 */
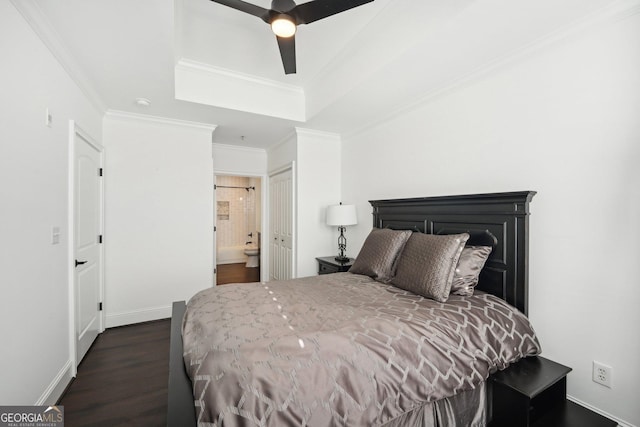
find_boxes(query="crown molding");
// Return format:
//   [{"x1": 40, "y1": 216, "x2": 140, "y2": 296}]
[
  {"x1": 176, "y1": 58, "x2": 304, "y2": 95},
  {"x1": 345, "y1": 0, "x2": 640, "y2": 140},
  {"x1": 105, "y1": 110, "x2": 217, "y2": 132},
  {"x1": 295, "y1": 127, "x2": 341, "y2": 141},
  {"x1": 213, "y1": 143, "x2": 267, "y2": 154},
  {"x1": 176, "y1": 58, "x2": 306, "y2": 122},
  {"x1": 10, "y1": 0, "x2": 107, "y2": 115}
]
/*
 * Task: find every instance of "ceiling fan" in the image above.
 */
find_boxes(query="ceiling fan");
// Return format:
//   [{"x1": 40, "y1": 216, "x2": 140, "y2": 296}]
[{"x1": 209, "y1": 0, "x2": 374, "y2": 74}]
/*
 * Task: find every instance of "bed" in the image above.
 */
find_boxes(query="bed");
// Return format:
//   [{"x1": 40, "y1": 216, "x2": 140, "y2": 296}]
[{"x1": 168, "y1": 191, "x2": 539, "y2": 426}]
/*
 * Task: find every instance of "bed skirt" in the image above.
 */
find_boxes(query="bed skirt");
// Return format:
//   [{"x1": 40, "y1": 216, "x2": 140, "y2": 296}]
[{"x1": 382, "y1": 386, "x2": 486, "y2": 427}]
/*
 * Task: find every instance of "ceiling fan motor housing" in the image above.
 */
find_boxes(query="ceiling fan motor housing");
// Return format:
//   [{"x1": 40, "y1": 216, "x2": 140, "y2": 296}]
[{"x1": 272, "y1": 0, "x2": 296, "y2": 13}]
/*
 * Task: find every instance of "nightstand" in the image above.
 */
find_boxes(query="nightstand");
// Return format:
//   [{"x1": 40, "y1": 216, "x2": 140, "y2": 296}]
[
  {"x1": 316, "y1": 256, "x2": 354, "y2": 275},
  {"x1": 490, "y1": 356, "x2": 617, "y2": 427}
]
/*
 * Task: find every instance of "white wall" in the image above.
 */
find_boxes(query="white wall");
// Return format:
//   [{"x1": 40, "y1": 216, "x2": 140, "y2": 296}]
[
  {"x1": 213, "y1": 143, "x2": 267, "y2": 175},
  {"x1": 215, "y1": 175, "x2": 257, "y2": 250},
  {"x1": 295, "y1": 129, "x2": 342, "y2": 277},
  {"x1": 0, "y1": 2, "x2": 103, "y2": 404},
  {"x1": 102, "y1": 114, "x2": 215, "y2": 327},
  {"x1": 267, "y1": 133, "x2": 297, "y2": 173},
  {"x1": 342, "y1": 13, "x2": 640, "y2": 427},
  {"x1": 266, "y1": 130, "x2": 342, "y2": 278}
]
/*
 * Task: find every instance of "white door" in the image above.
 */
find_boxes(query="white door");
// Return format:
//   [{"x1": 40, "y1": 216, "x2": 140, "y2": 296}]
[
  {"x1": 73, "y1": 126, "x2": 103, "y2": 364},
  {"x1": 269, "y1": 168, "x2": 293, "y2": 280}
]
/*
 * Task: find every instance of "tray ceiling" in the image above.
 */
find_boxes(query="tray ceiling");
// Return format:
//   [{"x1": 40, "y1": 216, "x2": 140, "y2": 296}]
[{"x1": 17, "y1": 0, "x2": 623, "y2": 148}]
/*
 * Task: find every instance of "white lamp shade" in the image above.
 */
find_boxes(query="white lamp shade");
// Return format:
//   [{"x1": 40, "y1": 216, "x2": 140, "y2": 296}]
[{"x1": 326, "y1": 204, "x2": 357, "y2": 226}]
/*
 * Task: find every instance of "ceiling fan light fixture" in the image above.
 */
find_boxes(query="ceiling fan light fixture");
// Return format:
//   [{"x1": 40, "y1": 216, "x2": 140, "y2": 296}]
[{"x1": 271, "y1": 14, "x2": 296, "y2": 38}]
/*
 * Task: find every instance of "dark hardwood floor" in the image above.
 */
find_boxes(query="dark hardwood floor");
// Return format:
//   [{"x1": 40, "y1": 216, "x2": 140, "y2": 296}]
[
  {"x1": 59, "y1": 320, "x2": 170, "y2": 427},
  {"x1": 217, "y1": 263, "x2": 260, "y2": 285},
  {"x1": 57, "y1": 268, "x2": 257, "y2": 426}
]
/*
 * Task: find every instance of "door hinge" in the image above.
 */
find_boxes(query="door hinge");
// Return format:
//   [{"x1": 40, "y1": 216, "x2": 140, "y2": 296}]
[
  {"x1": 214, "y1": 268, "x2": 217, "y2": 274},
  {"x1": 98, "y1": 234, "x2": 103, "y2": 244},
  {"x1": 214, "y1": 184, "x2": 217, "y2": 190},
  {"x1": 99, "y1": 168, "x2": 103, "y2": 177},
  {"x1": 214, "y1": 226, "x2": 217, "y2": 232},
  {"x1": 98, "y1": 302, "x2": 103, "y2": 311}
]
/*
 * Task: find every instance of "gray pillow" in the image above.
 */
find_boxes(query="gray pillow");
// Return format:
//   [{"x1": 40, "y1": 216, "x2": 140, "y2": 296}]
[
  {"x1": 391, "y1": 233, "x2": 470, "y2": 302},
  {"x1": 350, "y1": 228, "x2": 412, "y2": 282},
  {"x1": 450, "y1": 245, "x2": 493, "y2": 296}
]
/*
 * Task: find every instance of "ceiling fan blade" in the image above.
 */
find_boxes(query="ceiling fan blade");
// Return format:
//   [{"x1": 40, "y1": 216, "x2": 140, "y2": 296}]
[
  {"x1": 291, "y1": 0, "x2": 374, "y2": 25},
  {"x1": 210, "y1": 0, "x2": 270, "y2": 21},
  {"x1": 276, "y1": 35, "x2": 296, "y2": 74}
]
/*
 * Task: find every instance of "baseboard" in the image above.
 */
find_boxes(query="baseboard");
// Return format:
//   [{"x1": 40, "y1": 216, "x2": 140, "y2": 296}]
[
  {"x1": 106, "y1": 305, "x2": 172, "y2": 328},
  {"x1": 35, "y1": 359, "x2": 73, "y2": 406},
  {"x1": 567, "y1": 395, "x2": 635, "y2": 427},
  {"x1": 217, "y1": 258, "x2": 247, "y2": 265}
]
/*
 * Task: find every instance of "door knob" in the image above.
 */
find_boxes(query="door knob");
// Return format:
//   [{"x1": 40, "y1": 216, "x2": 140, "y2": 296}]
[{"x1": 75, "y1": 260, "x2": 88, "y2": 267}]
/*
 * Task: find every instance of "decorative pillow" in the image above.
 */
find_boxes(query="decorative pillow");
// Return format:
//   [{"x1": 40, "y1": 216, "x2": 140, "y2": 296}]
[
  {"x1": 450, "y1": 245, "x2": 493, "y2": 296},
  {"x1": 391, "y1": 233, "x2": 470, "y2": 302},
  {"x1": 350, "y1": 228, "x2": 412, "y2": 282}
]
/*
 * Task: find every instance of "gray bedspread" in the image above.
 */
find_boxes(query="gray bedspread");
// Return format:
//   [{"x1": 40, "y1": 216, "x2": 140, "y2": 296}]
[{"x1": 182, "y1": 273, "x2": 540, "y2": 426}]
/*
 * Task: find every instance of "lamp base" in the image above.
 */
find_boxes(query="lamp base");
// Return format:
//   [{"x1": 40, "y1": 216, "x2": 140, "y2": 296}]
[{"x1": 334, "y1": 255, "x2": 350, "y2": 263}]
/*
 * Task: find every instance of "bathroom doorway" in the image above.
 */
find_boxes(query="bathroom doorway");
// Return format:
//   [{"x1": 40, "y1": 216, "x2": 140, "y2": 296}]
[{"x1": 215, "y1": 175, "x2": 262, "y2": 285}]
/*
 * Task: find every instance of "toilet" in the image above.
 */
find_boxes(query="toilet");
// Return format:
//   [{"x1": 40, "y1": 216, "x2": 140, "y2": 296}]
[
  {"x1": 244, "y1": 246, "x2": 259, "y2": 268},
  {"x1": 244, "y1": 242, "x2": 260, "y2": 268}
]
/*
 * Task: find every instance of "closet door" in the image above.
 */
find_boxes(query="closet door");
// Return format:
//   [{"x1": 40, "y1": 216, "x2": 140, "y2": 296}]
[{"x1": 269, "y1": 168, "x2": 293, "y2": 281}]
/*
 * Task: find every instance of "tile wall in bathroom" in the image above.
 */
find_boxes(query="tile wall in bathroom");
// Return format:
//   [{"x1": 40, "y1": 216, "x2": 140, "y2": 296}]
[{"x1": 216, "y1": 175, "x2": 259, "y2": 249}]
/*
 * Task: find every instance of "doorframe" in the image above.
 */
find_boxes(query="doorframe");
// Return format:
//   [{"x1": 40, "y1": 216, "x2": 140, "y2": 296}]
[
  {"x1": 67, "y1": 120, "x2": 105, "y2": 375},
  {"x1": 213, "y1": 169, "x2": 269, "y2": 283}
]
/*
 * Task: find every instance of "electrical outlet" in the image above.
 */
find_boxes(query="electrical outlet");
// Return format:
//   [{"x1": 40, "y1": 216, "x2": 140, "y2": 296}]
[{"x1": 592, "y1": 361, "x2": 612, "y2": 388}]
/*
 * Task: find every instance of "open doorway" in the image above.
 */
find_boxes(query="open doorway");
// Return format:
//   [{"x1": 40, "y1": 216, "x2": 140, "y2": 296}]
[{"x1": 215, "y1": 175, "x2": 261, "y2": 285}]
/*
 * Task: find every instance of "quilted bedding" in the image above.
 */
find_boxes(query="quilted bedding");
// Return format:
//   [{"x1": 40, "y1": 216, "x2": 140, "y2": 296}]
[{"x1": 182, "y1": 272, "x2": 540, "y2": 426}]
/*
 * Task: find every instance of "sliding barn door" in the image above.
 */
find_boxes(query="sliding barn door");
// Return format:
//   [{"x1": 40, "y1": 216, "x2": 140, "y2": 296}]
[{"x1": 269, "y1": 168, "x2": 293, "y2": 281}]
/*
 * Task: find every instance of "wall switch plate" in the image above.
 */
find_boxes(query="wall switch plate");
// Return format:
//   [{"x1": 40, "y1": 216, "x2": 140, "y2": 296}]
[{"x1": 593, "y1": 361, "x2": 612, "y2": 388}]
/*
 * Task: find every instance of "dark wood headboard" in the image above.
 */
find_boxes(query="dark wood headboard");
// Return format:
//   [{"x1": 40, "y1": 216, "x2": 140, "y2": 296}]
[{"x1": 369, "y1": 191, "x2": 536, "y2": 315}]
